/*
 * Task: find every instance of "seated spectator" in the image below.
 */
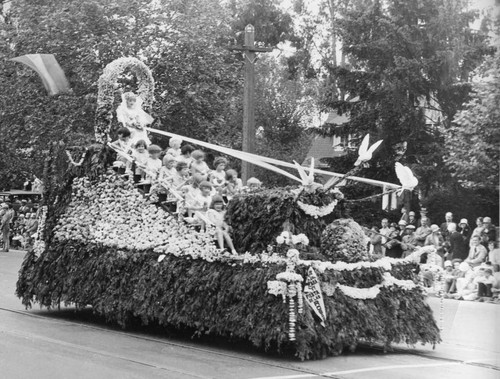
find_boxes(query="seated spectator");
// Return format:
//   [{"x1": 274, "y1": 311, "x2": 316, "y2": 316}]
[
  {"x1": 464, "y1": 235, "x2": 488, "y2": 268},
  {"x1": 476, "y1": 268, "x2": 496, "y2": 299},
  {"x1": 453, "y1": 262, "x2": 476, "y2": 300},
  {"x1": 488, "y1": 241, "x2": 500, "y2": 272},
  {"x1": 205, "y1": 195, "x2": 237, "y2": 255}
]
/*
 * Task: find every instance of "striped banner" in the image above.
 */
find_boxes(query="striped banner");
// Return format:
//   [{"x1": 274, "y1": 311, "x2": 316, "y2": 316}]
[{"x1": 11, "y1": 54, "x2": 70, "y2": 95}]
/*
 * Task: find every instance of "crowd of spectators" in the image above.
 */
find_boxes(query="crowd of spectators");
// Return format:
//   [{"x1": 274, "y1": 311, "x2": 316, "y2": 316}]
[
  {"x1": 0, "y1": 201, "x2": 40, "y2": 252},
  {"x1": 367, "y1": 209, "x2": 499, "y2": 303}
]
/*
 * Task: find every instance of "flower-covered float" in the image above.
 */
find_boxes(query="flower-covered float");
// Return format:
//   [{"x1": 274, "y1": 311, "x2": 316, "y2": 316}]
[{"x1": 16, "y1": 57, "x2": 440, "y2": 360}]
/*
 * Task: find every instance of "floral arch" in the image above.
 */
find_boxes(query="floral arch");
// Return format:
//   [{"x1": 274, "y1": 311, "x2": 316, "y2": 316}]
[{"x1": 94, "y1": 57, "x2": 155, "y2": 143}]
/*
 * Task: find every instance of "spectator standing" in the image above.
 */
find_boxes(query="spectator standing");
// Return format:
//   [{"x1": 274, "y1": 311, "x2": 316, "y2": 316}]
[
  {"x1": 481, "y1": 217, "x2": 497, "y2": 247},
  {"x1": 1, "y1": 203, "x2": 13, "y2": 252},
  {"x1": 414, "y1": 217, "x2": 432, "y2": 247},
  {"x1": 400, "y1": 207, "x2": 410, "y2": 224},
  {"x1": 440, "y1": 212, "x2": 454, "y2": 241},
  {"x1": 457, "y1": 218, "x2": 472, "y2": 246},
  {"x1": 380, "y1": 218, "x2": 391, "y2": 255},
  {"x1": 401, "y1": 225, "x2": 418, "y2": 257},
  {"x1": 425, "y1": 224, "x2": 445, "y2": 259},
  {"x1": 407, "y1": 211, "x2": 419, "y2": 228},
  {"x1": 369, "y1": 226, "x2": 383, "y2": 257},
  {"x1": 385, "y1": 222, "x2": 403, "y2": 258},
  {"x1": 472, "y1": 217, "x2": 484, "y2": 239},
  {"x1": 447, "y1": 223, "x2": 468, "y2": 261}
]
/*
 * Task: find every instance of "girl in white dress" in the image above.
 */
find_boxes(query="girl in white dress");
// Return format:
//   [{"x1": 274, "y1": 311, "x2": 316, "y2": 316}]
[{"x1": 116, "y1": 92, "x2": 153, "y2": 146}]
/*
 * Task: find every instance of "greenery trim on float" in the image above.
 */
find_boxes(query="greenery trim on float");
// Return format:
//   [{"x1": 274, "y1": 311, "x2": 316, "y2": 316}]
[{"x1": 16, "y1": 57, "x2": 440, "y2": 360}]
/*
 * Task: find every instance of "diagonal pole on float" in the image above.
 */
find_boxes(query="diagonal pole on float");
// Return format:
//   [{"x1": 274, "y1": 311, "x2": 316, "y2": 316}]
[{"x1": 229, "y1": 25, "x2": 273, "y2": 184}]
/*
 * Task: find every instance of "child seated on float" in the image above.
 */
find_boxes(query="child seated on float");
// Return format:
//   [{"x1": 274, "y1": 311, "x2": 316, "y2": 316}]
[
  {"x1": 130, "y1": 139, "x2": 149, "y2": 182},
  {"x1": 186, "y1": 180, "x2": 213, "y2": 216},
  {"x1": 159, "y1": 154, "x2": 177, "y2": 184},
  {"x1": 206, "y1": 195, "x2": 237, "y2": 255},
  {"x1": 172, "y1": 161, "x2": 191, "y2": 190},
  {"x1": 178, "y1": 144, "x2": 195, "y2": 166},
  {"x1": 183, "y1": 174, "x2": 204, "y2": 216},
  {"x1": 246, "y1": 177, "x2": 262, "y2": 191},
  {"x1": 143, "y1": 144, "x2": 163, "y2": 183},
  {"x1": 190, "y1": 150, "x2": 210, "y2": 180},
  {"x1": 166, "y1": 137, "x2": 182, "y2": 159},
  {"x1": 209, "y1": 157, "x2": 227, "y2": 189},
  {"x1": 225, "y1": 169, "x2": 243, "y2": 199}
]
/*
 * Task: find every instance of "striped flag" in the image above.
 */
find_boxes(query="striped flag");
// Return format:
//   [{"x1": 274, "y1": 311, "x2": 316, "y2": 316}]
[{"x1": 11, "y1": 54, "x2": 71, "y2": 95}]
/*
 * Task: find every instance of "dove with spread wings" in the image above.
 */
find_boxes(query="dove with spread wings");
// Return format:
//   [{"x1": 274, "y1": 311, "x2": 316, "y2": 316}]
[
  {"x1": 395, "y1": 162, "x2": 418, "y2": 194},
  {"x1": 354, "y1": 134, "x2": 383, "y2": 166}
]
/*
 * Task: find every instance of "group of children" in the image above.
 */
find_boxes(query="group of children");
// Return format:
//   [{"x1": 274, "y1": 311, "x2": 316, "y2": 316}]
[{"x1": 110, "y1": 127, "x2": 263, "y2": 254}]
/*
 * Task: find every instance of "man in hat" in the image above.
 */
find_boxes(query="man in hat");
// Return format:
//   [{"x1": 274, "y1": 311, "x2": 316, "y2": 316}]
[
  {"x1": 447, "y1": 223, "x2": 468, "y2": 261},
  {"x1": 408, "y1": 211, "x2": 419, "y2": 228},
  {"x1": 440, "y1": 212, "x2": 454, "y2": 240},
  {"x1": 401, "y1": 224, "x2": 418, "y2": 257},
  {"x1": 415, "y1": 217, "x2": 432, "y2": 247},
  {"x1": 0, "y1": 203, "x2": 13, "y2": 252}
]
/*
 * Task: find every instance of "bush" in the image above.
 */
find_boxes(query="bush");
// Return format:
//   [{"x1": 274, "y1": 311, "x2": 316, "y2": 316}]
[{"x1": 320, "y1": 219, "x2": 369, "y2": 263}]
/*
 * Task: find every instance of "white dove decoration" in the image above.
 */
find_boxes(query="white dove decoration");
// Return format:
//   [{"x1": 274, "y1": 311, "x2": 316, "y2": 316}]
[
  {"x1": 293, "y1": 158, "x2": 316, "y2": 187},
  {"x1": 354, "y1": 134, "x2": 383, "y2": 166},
  {"x1": 395, "y1": 162, "x2": 419, "y2": 193}
]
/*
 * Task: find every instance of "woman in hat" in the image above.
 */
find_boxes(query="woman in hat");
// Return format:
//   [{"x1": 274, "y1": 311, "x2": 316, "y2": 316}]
[{"x1": 457, "y1": 218, "x2": 471, "y2": 245}]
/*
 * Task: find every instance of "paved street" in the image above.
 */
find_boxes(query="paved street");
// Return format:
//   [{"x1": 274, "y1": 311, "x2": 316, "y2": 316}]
[{"x1": 1, "y1": 249, "x2": 499, "y2": 379}]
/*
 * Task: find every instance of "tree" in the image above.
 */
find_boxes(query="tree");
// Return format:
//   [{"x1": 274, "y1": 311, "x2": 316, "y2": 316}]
[
  {"x1": 316, "y1": 0, "x2": 494, "y2": 194},
  {"x1": 0, "y1": 0, "x2": 241, "y2": 188},
  {"x1": 444, "y1": 52, "x2": 500, "y2": 189}
]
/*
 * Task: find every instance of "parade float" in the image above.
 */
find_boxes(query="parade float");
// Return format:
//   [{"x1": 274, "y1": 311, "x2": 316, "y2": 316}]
[{"x1": 16, "y1": 57, "x2": 440, "y2": 360}]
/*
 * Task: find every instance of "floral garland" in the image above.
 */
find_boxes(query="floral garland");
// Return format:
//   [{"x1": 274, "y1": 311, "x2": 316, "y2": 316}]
[
  {"x1": 65, "y1": 149, "x2": 88, "y2": 167},
  {"x1": 33, "y1": 206, "x2": 48, "y2": 258},
  {"x1": 297, "y1": 199, "x2": 338, "y2": 219},
  {"x1": 95, "y1": 57, "x2": 155, "y2": 143}
]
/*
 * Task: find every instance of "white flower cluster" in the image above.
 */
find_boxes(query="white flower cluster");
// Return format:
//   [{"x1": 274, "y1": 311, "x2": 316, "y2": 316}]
[
  {"x1": 276, "y1": 272, "x2": 304, "y2": 282},
  {"x1": 276, "y1": 231, "x2": 309, "y2": 246},
  {"x1": 267, "y1": 280, "x2": 287, "y2": 298},
  {"x1": 336, "y1": 283, "x2": 381, "y2": 299},
  {"x1": 33, "y1": 206, "x2": 48, "y2": 258},
  {"x1": 381, "y1": 272, "x2": 418, "y2": 291},
  {"x1": 54, "y1": 175, "x2": 221, "y2": 255},
  {"x1": 297, "y1": 199, "x2": 338, "y2": 218},
  {"x1": 306, "y1": 256, "x2": 394, "y2": 273},
  {"x1": 241, "y1": 252, "x2": 286, "y2": 265}
]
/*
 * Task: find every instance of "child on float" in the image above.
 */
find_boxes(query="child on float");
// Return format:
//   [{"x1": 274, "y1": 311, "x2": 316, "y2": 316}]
[
  {"x1": 177, "y1": 144, "x2": 195, "y2": 166},
  {"x1": 190, "y1": 150, "x2": 210, "y2": 180},
  {"x1": 116, "y1": 91, "x2": 153, "y2": 146},
  {"x1": 182, "y1": 173, "x2": 205, "y2": 215},
  {"x1": 172, "y1": 161, "x2": 191, "y2": 190},
  {"x1": 159, "y1": 154, "x2": 177, "y2": 184},
  {"x1": 224, "y1": 169, "x2": 243, "y2": 199},
  {"x1": 111, "y1": 127, "x2": 133, "y2": 168},
  {"x1": 166, "y1": 137, "x2": 182, "y2": 159},
  {"x1": 143, "y1": 144, "x2": 163, "y2": 183},
  {"x1": 130, "y1": 139, "x2": 149, "y2": 182},
  {"x1": 210, "y1": 157, "x2": 227, "y2": 189},
  {"x1": 246, "y1": 177, "x2": 262, "y2": 191},
  {"x1": 187, "y1": 180, "x2": 213, "y2": 216},
  {"x1": 206, "y1": 195, "x2": 237, "y2": 255}
]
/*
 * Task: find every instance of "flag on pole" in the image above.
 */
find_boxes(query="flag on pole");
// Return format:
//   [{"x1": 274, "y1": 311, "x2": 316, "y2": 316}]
[{"x1": 10, "y1": 54, "x2": 71, "y2": 95}]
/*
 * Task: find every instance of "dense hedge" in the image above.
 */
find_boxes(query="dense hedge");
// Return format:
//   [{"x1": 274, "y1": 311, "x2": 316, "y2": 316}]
[
  {"x1": 17, "y1": 240, "x2": 440, "y2": 360},
  {"x1": 226, "y1": 187, "x2": 344, "y2": 253}
]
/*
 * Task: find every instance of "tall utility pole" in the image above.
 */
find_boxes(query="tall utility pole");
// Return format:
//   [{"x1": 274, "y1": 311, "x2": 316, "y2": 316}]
[{"x1": 230, "y1": 25, "x2": 273, "y2": 184}]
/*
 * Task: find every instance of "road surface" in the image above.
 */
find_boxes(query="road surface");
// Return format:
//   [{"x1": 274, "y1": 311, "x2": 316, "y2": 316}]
[{"x1": 1, "y1": 250, "x2": 498, "y2": 379}]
